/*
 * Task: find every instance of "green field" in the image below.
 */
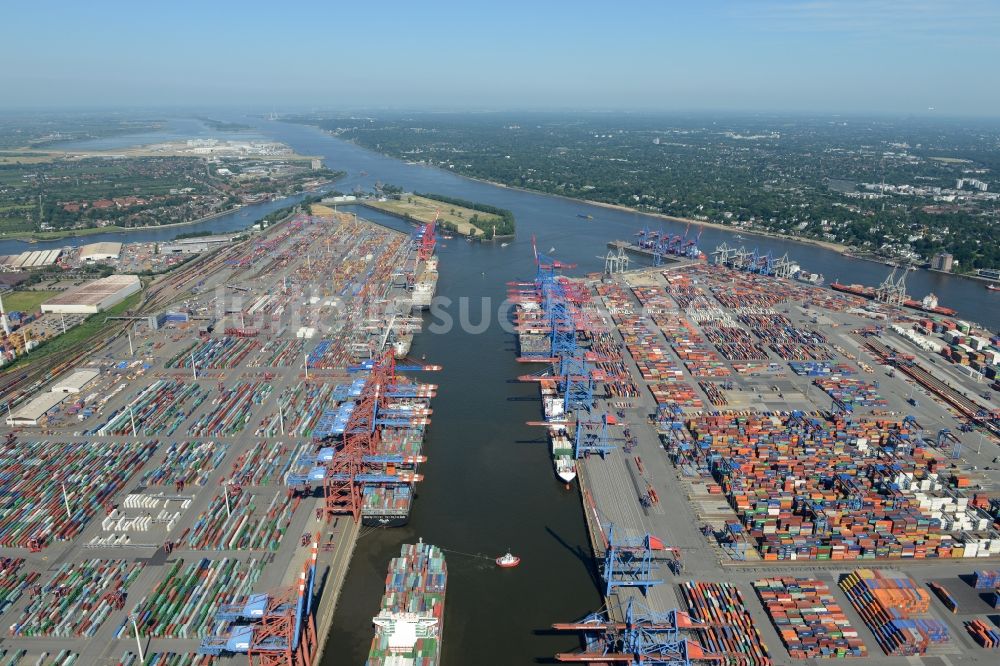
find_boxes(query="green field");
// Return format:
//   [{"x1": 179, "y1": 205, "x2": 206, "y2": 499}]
[
  {"x1": 0, "y1": 290, "x2": 56, "y2": 313},
  {"x1": 365, "y1": 194, "x2": 498, "y2": 237},
  {"x1": 5, "y1": 291, "x2": 142, "y2": 370}
]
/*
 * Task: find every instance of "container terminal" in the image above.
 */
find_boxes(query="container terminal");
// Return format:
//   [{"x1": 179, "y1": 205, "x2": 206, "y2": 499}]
[
  {"x1": 513, "y1": 230, "x2": 999, "y2": 664},
  {"x1": 0, "y1": 207, "x2": 440, "y2": 665}
]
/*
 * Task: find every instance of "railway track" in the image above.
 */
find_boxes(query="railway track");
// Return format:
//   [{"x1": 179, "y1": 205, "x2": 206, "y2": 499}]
[
  {"x1": 862, "y1": 336, "x2": 1000, "y2": 438},
  {"x1": 0, "y1": 224, "x2": 278, "y2": 408}
]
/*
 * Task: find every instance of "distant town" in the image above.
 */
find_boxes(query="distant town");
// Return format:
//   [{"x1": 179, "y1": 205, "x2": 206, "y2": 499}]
[
  {"x1": 291, "y1": 113, "x2": 1000, "y2": 273},
  {"x1": 0, "y1": 133, "x2": 340, "y2": 241}
]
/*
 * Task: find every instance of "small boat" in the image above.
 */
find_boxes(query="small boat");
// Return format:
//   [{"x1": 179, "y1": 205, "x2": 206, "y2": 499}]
[
  {"x1": 496, "y1": 552, "x2": 520, "y2": 568},
  {"x1": 577, "y1": 213, "x2": 593, "y2": 220},
  {"x1": 548, "y1": 246, "x2": 555, "y2": 253},
  {"x1": 988, "y1": 284, "x2": 999, "y2": 292},
  {"x1": 500, "y1": 242, "x2": 509, "y2": 248}
]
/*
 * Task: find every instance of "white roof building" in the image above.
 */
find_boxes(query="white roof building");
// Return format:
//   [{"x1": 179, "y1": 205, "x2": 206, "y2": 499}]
[{"x1": 50, "y1": 369, "x2": 100, "y2": 393}]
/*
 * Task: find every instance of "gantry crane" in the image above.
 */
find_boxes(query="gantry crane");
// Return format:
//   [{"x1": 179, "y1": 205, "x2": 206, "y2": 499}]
[
  {"x1": 199, "y1": 536, "x2": 320, "y2": 665},
  {"x1": 552, "y1": 598, "x2": 720, "y2": 665},
  {"x1": 286, "y1": 351, "x2": 438, "y2": 522}
]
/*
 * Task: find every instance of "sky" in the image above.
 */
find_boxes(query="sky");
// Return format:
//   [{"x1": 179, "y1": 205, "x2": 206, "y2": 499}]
[{"x1": 3, "y1": 0, "x2": 999, "y2": 116}]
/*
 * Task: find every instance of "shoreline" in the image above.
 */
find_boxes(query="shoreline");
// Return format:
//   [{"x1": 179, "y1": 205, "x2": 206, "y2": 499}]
[
  {"x1": 458, "y1": 172, "x2": 851, "y2": 254},
  {"x1": 0, "y1": 181, "x2": 336, "y2": 245}
]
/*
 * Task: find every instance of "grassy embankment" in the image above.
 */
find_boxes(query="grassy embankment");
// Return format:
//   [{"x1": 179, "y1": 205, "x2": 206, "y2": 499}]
[
  {"x1": 364, "y1": 194, "x2": 502, "y2": 237},
  {"x1": 1, "y1": 291, "x2": 57, "y2": 313},
  {"x1": 6, "y1": 291, "x2": 142, "y2": 369}
]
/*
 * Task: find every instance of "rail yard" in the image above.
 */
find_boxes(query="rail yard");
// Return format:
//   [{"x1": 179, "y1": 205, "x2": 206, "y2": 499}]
[
  {"x1": 513, "y1": 236, "x2": 1000, "y2": 665},
  {"x1": 0, "y1": 208, "x2": 440, "y2": 664}
]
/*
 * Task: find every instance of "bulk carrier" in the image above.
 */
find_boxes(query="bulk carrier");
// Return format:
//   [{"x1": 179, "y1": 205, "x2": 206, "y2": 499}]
[{"x1": 367, "y1": 539, "x2": 447, "y2": 666}]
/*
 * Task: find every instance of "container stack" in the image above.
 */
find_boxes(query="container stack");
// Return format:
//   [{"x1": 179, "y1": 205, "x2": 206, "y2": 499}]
[
  {"x1": 141, "y1": 440, "x2": 229, "y2": 488},
  {"x1": 753, "y1": 577, "x2": 866, "y2": 658},
  {"x1": 839, "y1": 569, "x2": 949, "y2": 655},
  {"x1": 674, "y1": 412, "x2": 961, "y2": 561},
  {"x1": 973, "y1": 570, "x2": 1000, "y2": 589},
  {"x1": 12, "y1": 560, "x2": 145, "y2": 637},
  {"x1": 0, "y1": 439, "x2": 158, "y2": 548},
  {"x1": 187, "y1": 381, "x2": 273, "y2": 437},
  {"x1": 120, "y1": 653, "x2": 215, "y2": 666},
  {"x1": 0, "y1": 558, "x2": 38, "y2": 615},
  {"x1": 813, "y1": 378, "x2": 886, "y2": 407},
  {"x1": 928, "y1": 581, "x2": 958, "y2": 613},
  {"x1": 92, "y1": 380, "x2": 207, "y2": 437},
  {"x1": 126, "y1": 558, "x2": 264, "y2": 638},
  {"x1": 679, "y1": 581, "x2": 772, "y2": 665},
  {"x1": 965, "y1": 619, "x2": 1000, "y2": 649}
]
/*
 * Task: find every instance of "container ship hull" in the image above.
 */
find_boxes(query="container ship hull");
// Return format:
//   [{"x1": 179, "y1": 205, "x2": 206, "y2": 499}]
[
  {"x1": 550, "y1": 427, "x2": 577, "y2": 483},
  {"x1": 411, "y1": 256, "x2": 439, "y2": 311},
  {"x1": 362, "y1": 513, "x2": 409, "y2": 528},
  {"x1": 830, "y1": 282, "x2": 958, "y2": 316},
  {"x1": 367, "y1": 540, "x2": 446, "y2": 666}
]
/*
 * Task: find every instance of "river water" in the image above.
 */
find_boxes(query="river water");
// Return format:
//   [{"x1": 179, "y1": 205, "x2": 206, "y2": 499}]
[{"x1": 30, "y1": 117, "x2": 1000, "y2": 664}]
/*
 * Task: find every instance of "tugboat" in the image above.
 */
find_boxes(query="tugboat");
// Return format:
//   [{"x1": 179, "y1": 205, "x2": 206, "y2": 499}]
[{"x1": 496, "y1": 551, "x2": 520, "y2": 568}]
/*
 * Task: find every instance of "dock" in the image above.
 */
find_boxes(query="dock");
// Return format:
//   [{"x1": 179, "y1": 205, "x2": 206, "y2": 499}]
[
  {"x1": 515, "y1": 243, "x2": 999, "y2": 664},
  {"x1": 0, "y1": 209, "x2": 438, "y2": 664}
]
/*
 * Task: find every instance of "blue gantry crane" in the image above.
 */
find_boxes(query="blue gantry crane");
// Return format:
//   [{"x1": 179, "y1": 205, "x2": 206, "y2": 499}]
[
  {"x1": 573, "y1": 412, "x2": 622, "y2": 459},
  {"x1": 552, "y1": 598, "x2": 719, "y2": 665},
  {"x1": 199, "y1": 538, "x2": 319, "y2": 666}
]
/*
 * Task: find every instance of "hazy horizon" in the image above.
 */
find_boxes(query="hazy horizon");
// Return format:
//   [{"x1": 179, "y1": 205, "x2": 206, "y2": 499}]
[{"x1": 3, "y1": 0, "x2": 1000, "y2": 117}]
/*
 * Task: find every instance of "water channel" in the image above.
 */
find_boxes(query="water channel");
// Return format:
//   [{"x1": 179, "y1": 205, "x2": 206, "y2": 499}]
[{"x1": 34, "y1": 118, "x2": 1000, "y2": 663}]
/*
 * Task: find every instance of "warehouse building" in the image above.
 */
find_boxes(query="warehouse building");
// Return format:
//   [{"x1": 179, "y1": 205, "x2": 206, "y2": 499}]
[
  {"x1": 41, "y1": 274, "x2": 141, "y2": 315},
  {"x1": 0, "y1": 249, "x2": 62, "y2": 271},
  {"x1": 5, "y1": 392, "x2": 68, "y2": 426},
  {"x1": 50, "y1": 368, "x2": 99, "y2": 393},
  {"x1": 79, "y1": 242, "x2": 123, "y2": 262},
  {"x1": 159, "y1": 234, "x2": 236, "y2": 255}
]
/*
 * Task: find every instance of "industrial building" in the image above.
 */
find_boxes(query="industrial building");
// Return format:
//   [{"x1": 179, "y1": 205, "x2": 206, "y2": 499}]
[
  {"x1": 159, "y1": 234, "x2": 235, "y2": 255},
  {"x1": 0, "y1": 249, "x2": 62, "y2": 271},
  {"x1": 79, "y1": 241, "x2": 123, "y2": 262},
  {"x1": 41, "y1": 274, "x2": 141, "y2": 314},
  {"x1": 5, "y1": 392, "x2": 68, "y2": 426},
  {"x1": 932, "y1": 252, "x2": 954, "y2": 272},
  {"x1": 50, "y1": 368, "x2": 99, "y2": 393}
]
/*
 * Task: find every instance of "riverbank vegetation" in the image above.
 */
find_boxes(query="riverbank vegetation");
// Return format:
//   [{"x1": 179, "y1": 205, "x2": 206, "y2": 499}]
[
  {"x1": 364, "y1": 192, "x2": 515, "y2": 238},
  {"x1": 413, "y1": 192, "x2": 515, "y2": 237},
  {"x1": 291, "y1": 112, "x2": 999, "y2": 271}
]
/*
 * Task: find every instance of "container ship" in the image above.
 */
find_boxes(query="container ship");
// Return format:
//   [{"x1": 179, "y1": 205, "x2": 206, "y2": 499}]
[
  {"x1": 367, "y1": 539, "x2": 446, "y2": 666},
  {"x1": 362, "y1": 421, "x2": 428, "y2": 527},
  {"x1": 793, "y1": 270, "x2": 824, "y2": 286},
  {"x1": 549, "y1": 424, "x2": 576, "y2": 483},
  {"x1": 411, "y1": 256, "x2": 438, "y2": 311},
  {"x1": 830, "y1": 282, "x2": 958, "y2": 316}
]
